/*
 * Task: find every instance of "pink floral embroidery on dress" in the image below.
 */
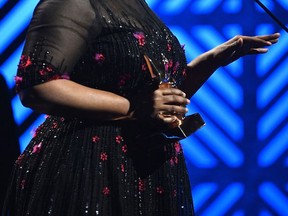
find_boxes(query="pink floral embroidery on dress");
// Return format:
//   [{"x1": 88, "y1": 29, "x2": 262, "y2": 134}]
[
  {"x1": 172, "y1": 62, "x2": 180, "y2": 75},
  {"x1": 32, "y1": 142, "x2": 42, "y2": 154},
  {"x1": 102, "y1": 187, "x2": 110, "y2": 195},
  {"x1": 141, "y1": 63, "x2": 147, "y2": 71},
  {"x1": 118, "y1": 74, "x2": 131, "y2": 88},
  {"x1": 173, "y1": 189, "x2": 177, "y2": 197},
  {"x1": 121, "y1": 144, "x2": 128, "y2": 153},
  {"x1": 33, "y1": 124, "x2": 44, "y2": 138},
  {"x1": 182, "y1": 68, "x2": 187, "y2": 77},
  {"x1": 167, "y1": 43, "x2": 172, "y2": 52},
  {"x1": 60, "y1": 73, "x2": 70, "y2": 80},
  {"x1": 170, "y1": 156, "x2": 178, "y2": 166},
  {"x1": 20, "y1": 179, "x2": 26, "y2": 189},
  {"x1": 92, "y1": 136, "x2": 100, "y2": 143},
  {"x1": 133, "y1": 32, "x2": 146, "y2": 46},
  {"x1": 39, "y1": 66, "x2": 53, "y2": 76},
  {"x1": 52, "y1": 122, "x2": 58, "y2": 129},
  {"x1": 18, "y1": 55, "x2": 32, "y2": 69},
  {"x1": 100, "y1": 152, "x2": 108, "y2": 161},
  {"x1": 121, "y1": 164, "x2": 125, "y2": 173},
  {"x1": 115, "y1": 135, "x2": 123, "y2": 144},
  {"x1": 156, "y1": 186, "x2": 164, "y2": 194},
  {"x1": 94, "y1": 53, "x2": 105, "y2": 63},
  {"x1": 48, "y1": 75, "x2": 61, "y2": 81},
  {"x1": 138, "y1": 179, "x2": 145, "y2": 192},
  {"x1": 14, "y1": 76, "x2": 23, "y2": 91},
  {"x1": 174, "y1": 142, "x2": 182, "y2": 154},
  {"x1": 15, "y1": 154, "x2": 24, "y2": 165}
]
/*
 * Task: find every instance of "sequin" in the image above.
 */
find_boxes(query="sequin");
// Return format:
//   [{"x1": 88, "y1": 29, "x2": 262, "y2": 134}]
[{"x1": 32, "y1": 142, "x2": 42, "y2": 154}]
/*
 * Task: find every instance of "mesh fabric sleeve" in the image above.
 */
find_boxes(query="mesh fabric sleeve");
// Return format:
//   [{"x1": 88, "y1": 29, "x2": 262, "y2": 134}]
[{"x1": 15, "y1": 0, "x2": 97, "y2": 91}]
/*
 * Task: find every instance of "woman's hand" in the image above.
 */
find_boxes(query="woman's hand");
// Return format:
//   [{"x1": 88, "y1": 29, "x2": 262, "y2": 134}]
[
  {"x1": 211, "y1": 33, "x2": 280, "y2": 67},
  {"x1": 182, "y1": 33, "x2": 280, "y2": 98},
  {"x1": 133, "y1": 88, "x2": 190, "y2": 125},
  {"x1": 151, "y1": 88, "x2": 190, "y2": 124}
]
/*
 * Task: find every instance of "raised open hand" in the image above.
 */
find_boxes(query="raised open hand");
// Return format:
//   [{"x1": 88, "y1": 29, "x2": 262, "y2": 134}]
[{"x1": 211, "y1": 33, "x2": 280, "y2": 66}]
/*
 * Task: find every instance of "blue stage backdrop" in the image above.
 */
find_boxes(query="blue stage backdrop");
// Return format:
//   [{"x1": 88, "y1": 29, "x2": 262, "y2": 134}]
[{"x1": 0, "y1": 0, "x2": 287, "y2": 215}]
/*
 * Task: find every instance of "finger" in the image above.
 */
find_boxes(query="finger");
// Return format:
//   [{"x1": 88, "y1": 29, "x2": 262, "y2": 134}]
[
  {"x1": 243, "y1": 37, "x2": 272, "y2": 47},
  {"x1": 162, "y1": 104, "x2": 188, "y2": 115},
  {"x1": 269, "y1": 38, "x2": 279, "y2": 44},
  {"x1": 256, "y1": 33, "x2": 280, "y2": 42},
  {"x1": 160, "y1": 88, "x2": 187, "y2": 97},
  {"x1": 162, "y1": 116, "x2": 178, "y2": 124},
  {"x1": 247, "y1": 48, "x2": 269, "y2": 55},
  {"x1": 162, "y1": 94, "x2": 190, "y2": 106}
]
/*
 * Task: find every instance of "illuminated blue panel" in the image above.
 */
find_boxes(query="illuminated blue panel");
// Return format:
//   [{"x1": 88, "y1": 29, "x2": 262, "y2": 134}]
[
  {"x1": 0, "y1": 43, "x2": 24, "y2": 89},
  {"x1": 258, "y1": 92, "x2": 288, "y2": 140},
  {"x1": 197, "y1": 123, "x2": 244, "y2": 167},
  {"x1": 258, "y1": 124, "x2": 288, "y2": 167},
  {"x1": 193, "y1": 26, "x2": 243, "y2": 77},
  {"x1": 255, "y1": 0, "x2": 274, "y2": 12},
  {"x1": 181, "y1": 136, "x2": 217, "y2": 168},
  {"x1": 222, "y1": 24, "x2": 243, "y2": 39},
  {"x1": 190, "y1": 0, "x2": 222, "y2": 14},
  {"x1": 256, "y1": 24, "x2": 275, "y2": 36},
  {"x1": 194, "y1": 86, "x2": 243, "y2": 140},
  {"x1": 0, "y1": 0, "x2": 39, "y2": 54},
  {"x1": 232, "y1": 211, "x2": 245, "y2": 216},
  {"x1": 201, "y1": 183, "x2": 244, "y2": 216},
  {"x1": 160, "y1": 0, "x2": 190, "y2": 15},
  {"x1": 146, "y1": 0, "x2": 158, "y2": 8},
  {"x1": 257, "y1": 31, "x2": 288, "y2": 77},
  {"x1": 209, "y1": 68, "x2": 243, "y2": 109},
  {"x1": 19, "y1": 115, "x2": 46, "y2": 153},
  {"x1": 257, "y1": 58, "x2": 288, "y2": 108},
  {"x1": 193, "y1": 183, "x2": 217, "y2": 212},
  {"x1": 0, "y1": 0, "x2": 8, "y2": 8},
  {"x1": 260, "y1": 210, "x2": 274, "y2": 216},
  {"x1": 193, "y1": 26, "x2": 223, "y2": 49},
  {"x1": 222, "y1": 0, "x2": 242, "y2": 13},
  {"x1": 259, "y1": 183, "x2": 288, "y2": 215},
  {"x1": 11, "y1": 96, "x2": 33, "y2": 126},
  {"x1": 169, "y1": 26, "x2": 204, "y2": 61},
  {"x1": 278, "y1": 0, "x2": 288, "y2": 10}
]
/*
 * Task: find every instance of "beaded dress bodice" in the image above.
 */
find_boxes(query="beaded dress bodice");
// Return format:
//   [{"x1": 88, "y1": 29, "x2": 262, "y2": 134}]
[{"x1": 4, "y1": 0, "x2": 195, "y2": 215}]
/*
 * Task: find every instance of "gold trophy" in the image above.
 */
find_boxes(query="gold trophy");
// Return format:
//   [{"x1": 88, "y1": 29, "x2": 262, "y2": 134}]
[{"x1": 143, "y1": 54, "x2": 205, "y2": 139}]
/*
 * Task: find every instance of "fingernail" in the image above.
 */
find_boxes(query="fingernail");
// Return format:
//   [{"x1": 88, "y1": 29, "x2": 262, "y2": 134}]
[
  {"x1": 266, "y1": 41, "x2": 272, "y2": 45},
  {"x1": 187, "y1": 99, "x2": 190, "y2": 104}
]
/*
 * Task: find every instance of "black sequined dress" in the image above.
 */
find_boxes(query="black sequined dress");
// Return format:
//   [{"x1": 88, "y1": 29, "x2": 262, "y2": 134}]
[{"x1": 3, "y1": 0, "x2": 194, "y2": 215}]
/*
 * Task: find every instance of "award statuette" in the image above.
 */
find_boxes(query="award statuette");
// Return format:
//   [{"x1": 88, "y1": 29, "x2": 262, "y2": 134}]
[{"x1": 143, "y1": 54, "x2": 205, "y2": 140}]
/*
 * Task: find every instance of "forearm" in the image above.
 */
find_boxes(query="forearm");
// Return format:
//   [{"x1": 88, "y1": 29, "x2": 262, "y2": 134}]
[
  {"x1": 19, "y1": 79, "x2": 131, "y2": 120},
  {"x1": 179, "y1": 50, "x2": 219, "y2": 98}
]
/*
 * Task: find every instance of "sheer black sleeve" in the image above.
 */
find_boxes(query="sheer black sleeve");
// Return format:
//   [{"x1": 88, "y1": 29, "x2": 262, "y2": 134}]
[{"x1": 15, "y1": 0, "x2": 97, "y2": 91}]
